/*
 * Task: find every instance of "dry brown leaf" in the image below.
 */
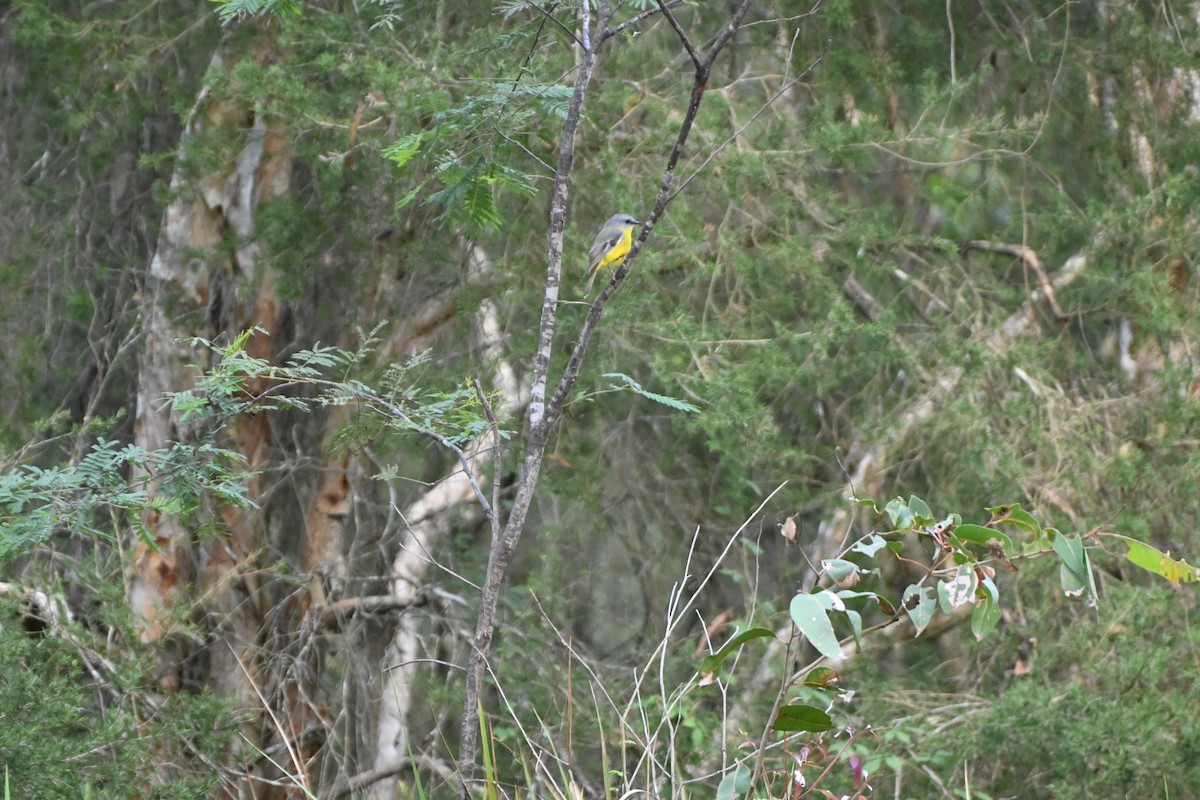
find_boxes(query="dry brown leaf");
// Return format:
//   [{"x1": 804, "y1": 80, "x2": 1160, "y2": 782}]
[{"x1": 780, "y1": 513, "x2": 798, "y2": 543}]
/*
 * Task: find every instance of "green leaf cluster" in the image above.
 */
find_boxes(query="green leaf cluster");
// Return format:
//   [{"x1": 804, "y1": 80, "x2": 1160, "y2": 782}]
[
  {"x1": 0, "y1": 592, "x2": 236, "y2": 798},
  {"x1": 0, "y1": 436, "x2": 250, "y2": 560}
]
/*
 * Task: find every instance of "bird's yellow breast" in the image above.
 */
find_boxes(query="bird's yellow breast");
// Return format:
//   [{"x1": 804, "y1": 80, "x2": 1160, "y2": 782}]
[{"x1": 597, "y1": 225, "x2": 634, "y2": 270}]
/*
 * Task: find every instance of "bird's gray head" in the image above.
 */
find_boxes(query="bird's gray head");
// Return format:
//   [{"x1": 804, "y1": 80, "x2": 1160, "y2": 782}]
[{"x1": 608, "y1": 212, "x2": 641, "y2": 228}]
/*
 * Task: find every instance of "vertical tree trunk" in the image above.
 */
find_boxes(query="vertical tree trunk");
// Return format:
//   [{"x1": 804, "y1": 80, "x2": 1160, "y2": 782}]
[{"x1": 130, "y1": 37, "x2": 295, "y2": 796}]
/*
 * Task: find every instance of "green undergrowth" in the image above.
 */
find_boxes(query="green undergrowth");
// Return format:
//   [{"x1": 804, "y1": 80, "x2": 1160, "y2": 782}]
[
  {"x1": 0, "y1": 592, "x2": 237, "y2": 798},
  {"x1": 848, "y1": 579, "x2": 1200, "y2": 799}
]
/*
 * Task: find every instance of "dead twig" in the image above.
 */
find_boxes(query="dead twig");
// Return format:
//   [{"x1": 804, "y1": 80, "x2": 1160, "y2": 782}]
[{"x1": 963, "y1": 239, "x2": 1067, "y2": 320}]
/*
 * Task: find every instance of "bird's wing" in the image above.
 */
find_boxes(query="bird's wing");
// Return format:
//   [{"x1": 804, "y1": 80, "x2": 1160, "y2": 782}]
[{"x1": 588, "y1": 230, "x2": 624, "y2": 271}]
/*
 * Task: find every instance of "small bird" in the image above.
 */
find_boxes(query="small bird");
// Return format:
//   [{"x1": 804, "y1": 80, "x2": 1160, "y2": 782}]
[{"x1": 583, "y1": 212, "x2": 641, "y2": 297}]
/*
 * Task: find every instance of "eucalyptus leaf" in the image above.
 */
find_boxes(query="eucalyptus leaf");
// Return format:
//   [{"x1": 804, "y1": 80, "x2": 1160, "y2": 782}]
[
  {"x1": 716, "y1": 764, "x2": 752, "y2": 800},
  {"x1": 697, "y1": 627, "x2": 778, "y2": 673},
  {"x1": 773, "y1": 703, "x2": 834, "y2": 732},
  {"x1": 789, "y1": 594, "x2": 844, "y2": 660},
  {"x1": 903, "y1": 585, "x2": 936, "y2": 635},
  {"x1": 850, "y1": 533, "x2": 890, "y2": 557}
]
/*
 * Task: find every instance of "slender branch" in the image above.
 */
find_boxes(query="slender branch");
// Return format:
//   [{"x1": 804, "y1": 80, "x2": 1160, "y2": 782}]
[
  {"x1": 524, "y1": 1, "x2": 608, "y2": 431},
  {"x1": 473, "y1": 378, "x2": 503, "y2": 542},
  {"x1": 527, "y1": 1, "x2": 582, "y2": 48},
  {"x1": 657, "y1": 0, "x2": 700, "y2": 68},
  {"x1": 457, "y1": 2, "x2": 763, "y2": 794},
  {"x1": 963, "y1": 239, "x2": 1066, "y2": 320},
  {"x1": 701, "y1": 0, "x2": 754, "y2": 69},
  {"x1": 328, "y1": 754, "x2": 458, "y2": 800},
  {"x1": 496, "y1": 5, "x2": 580, "y2": 175},
  {"x1": 580, "y1": 0, "x2": 593, "y2": 52},
  {"x1": 316, "y1": 593, "x2": 426, "y2": 628},
  {"x1": 455, "y1": 2, "x2": 613, "y2": 792},
  {"x1": 492, "y1": 123, "x2": 555, "y2": 173},
  {"x1": 359, "y1": 390, "x2": 495, "y2": 524},
  {"x1": 606, "y1": 0, "x2": 685, "y2": 39},
  {"x1": 514, "y1": 7, "x2": 552, "y2": 93},
  {"x1": 740, "y1": 1, "x2": 822, "y2": 27},
  {"x1": 844, "y1": 272, "x2": 884, "y2": 321},
  {"x1": 670, "y1": 42, "x2": 827, "y2": 202},
  {"x1": 541, "y1": 0, "x2": 756, "y2": 428},
  {"x1": 231, "y1": 646, "x2": 313, "y2": 795}
]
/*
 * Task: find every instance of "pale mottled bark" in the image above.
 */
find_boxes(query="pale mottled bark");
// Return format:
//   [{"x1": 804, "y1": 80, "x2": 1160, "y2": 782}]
[
  {"x1": 129, "y1": 50, "x2": 228, "y2": 670},
  {"x1": 131, "y1": 38, "x2": 295, "y2": 796},
  {"x1": 366, "y1": 244, "x2": 527, "y2": 800}
]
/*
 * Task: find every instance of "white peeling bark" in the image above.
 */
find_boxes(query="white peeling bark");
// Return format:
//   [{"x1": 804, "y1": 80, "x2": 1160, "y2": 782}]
[
  {"x1": 128, "y1": 52, "x2": 227, "y2": 664},
  {"x1": 131, "y1": 41, "x2": 294, "y2": 797},
  {"x1": 367, "y1": 245, "x2": 528, "y2": 800}
]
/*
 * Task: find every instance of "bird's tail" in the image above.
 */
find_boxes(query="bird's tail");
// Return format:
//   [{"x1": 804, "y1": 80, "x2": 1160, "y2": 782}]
[{"x1": 583, "y1": 268, "x2": 599, "y2": 298}]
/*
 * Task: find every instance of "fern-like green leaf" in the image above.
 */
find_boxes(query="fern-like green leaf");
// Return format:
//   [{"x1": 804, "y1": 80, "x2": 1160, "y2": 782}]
[
  {"x1": 382, "y1": 132, "x2": 427, "y2": 170},
  {"x1": 211, "y1": 0, "x2": 301, "y2": 24},
  {"x1": 463, "y1": 175, "x2": 500, "y2": 229},
  {"x1": 602, "y1": 373, "x2": 701, "y2": 413}
]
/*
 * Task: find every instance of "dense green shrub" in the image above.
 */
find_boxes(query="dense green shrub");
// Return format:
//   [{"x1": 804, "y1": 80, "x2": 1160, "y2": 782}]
[{"x1": 0, "y1": 592, "x2": 236, "y2": 798}]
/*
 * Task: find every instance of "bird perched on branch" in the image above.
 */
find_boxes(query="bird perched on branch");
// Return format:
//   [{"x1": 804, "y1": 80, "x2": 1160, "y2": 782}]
[{"x1": 583, "y1": 212, "x2": 641, "y2": 297}]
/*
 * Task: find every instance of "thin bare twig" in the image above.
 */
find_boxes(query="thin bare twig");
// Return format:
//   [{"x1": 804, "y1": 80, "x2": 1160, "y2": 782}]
[
  {"x1": 328, "y1": 754, "x2": 458, "y2": 799},
  {"x1": 456, "y1": 0, "x2": 612, "y2": 789},
  {"x1": 360, "y1": 390, "x2": 495, "y2": 523},
  {"x1": 656, "y1": 0, "x2": 700, "y2": 68},
  {"x1": 542, "y1": 0, "x2": 758, "y2": 426},
  {"x1": 607, "y1": 0, "x2": 684, "y2": 39},
  {"x1": 527, "y1": 1, "x2": 582, "y2": 48},
  {"x1": 231, "y1": 645, "x2": 313, "y2": 795},
  {"x1": 619, "y1": 485, "x2": 788, "y2": 787},
  {"x1": 473, "y1": 378, "x2": 503, "y2": 542},
  {"x1": 741, "y1": 2, "x2": 823, "y2": 27},
  {"x1": 963, "y1": 239, "x2": 1067, "y2": 320},
  {"x1": 671, "y1": 42, "x2": 828, "y2": 202}
]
